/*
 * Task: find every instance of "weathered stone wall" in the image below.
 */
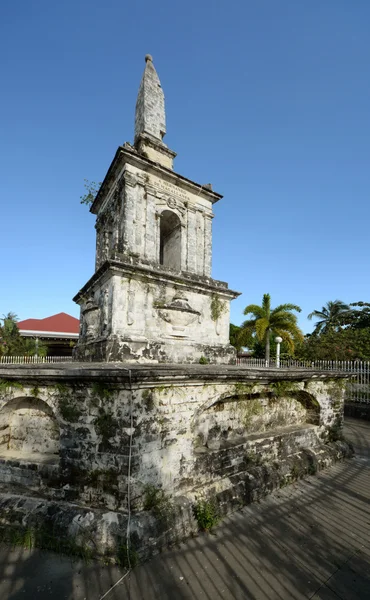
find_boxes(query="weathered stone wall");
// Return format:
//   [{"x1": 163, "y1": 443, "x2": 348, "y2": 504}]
[
  {"x1": 76, "y1": 269, "x2": 234, "y2": 364},
  {"x1": 0, "y1": 365, "x2": 352, "y2": 561},
  {"x1": 93, "y1": 162, "x2": 216, "y2": 280},
  {"x1": 75, "y1": 144, "x2": 240, "y2": 364},
  {"x1": 0, "y1": 366, "x2": 349, "y2": 512}
]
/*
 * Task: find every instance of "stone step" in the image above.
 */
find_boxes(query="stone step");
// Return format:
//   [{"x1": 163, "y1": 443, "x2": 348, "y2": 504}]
[{"x1": 0, "y1": 455, "x2": 59, "y2": 490}]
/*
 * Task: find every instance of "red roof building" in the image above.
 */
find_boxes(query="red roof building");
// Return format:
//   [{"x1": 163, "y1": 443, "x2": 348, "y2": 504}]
[{"x1": 17, "y1": 313, "x2": 80, "y2": 356}]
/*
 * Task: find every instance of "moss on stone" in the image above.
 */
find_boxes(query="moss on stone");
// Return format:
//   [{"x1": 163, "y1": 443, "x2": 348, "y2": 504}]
[
  {"x1": 326, "y1": 420, "x2": 344, "y2": 443},
  {"x1": 88, "y1": 468, "x2": 118, "y2": 492},
  {"x1": 243, "y1": 399, "x2": 264, "y2": 429},
  {"x1": 91, "y1": 382, "x2": 115, "y2": 400},
  {"x1": 0, "y1": 379, "x2": 24, "y2": 395},
  {"x1": 233, "y1": 382, "x2": 255, "y2": 397},
  {"x1": 59, "y1": 398, "x2": 82, "y2": 423},
  {"x1": 210, "y1": 295, "x2": 226, "y2": 321},
  {"x1": 270, "y1": 381, "x2": 300, "y2": 398},
  {"x1": 30, "y1": 386, "x2": 40, "y2": 398},
  {"x1": 94, "y1": 410, "x2": 118, "y2": 442},
  {"x1": 326, "y1": 379, "x2": 347, "y2": 404},
  {"x1": 142, "y1": 389, "x2": 154, "y2": 411},
  {"x1": 53, "y1": 383, "x2": 69, "y2": 396},
  {"x1": 143, "y1": 485, "x2": 175, "y2": 524},
  {"x1": 245, "y1": 450, "x2": 263, "y2": 466},
  {"x1": 0, "y1": 525, "x2": 94, "y2": 561}
]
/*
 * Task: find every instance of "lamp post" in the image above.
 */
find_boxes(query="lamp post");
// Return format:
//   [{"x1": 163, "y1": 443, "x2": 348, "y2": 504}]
[{"x1": 275, "y1": 336, "x2": 282, "y2": 368}]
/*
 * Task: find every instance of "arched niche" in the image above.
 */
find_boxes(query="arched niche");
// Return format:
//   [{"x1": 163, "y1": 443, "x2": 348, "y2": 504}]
[
  {"x1": 192, "y1": 389, "x2": 321, "y2": 448},
  {"x1": 159, "y1": 209, "x2": 182, "y2": 270},
  {"x1": 0, "y1": 397, "x2": 60, "y2": 461}
]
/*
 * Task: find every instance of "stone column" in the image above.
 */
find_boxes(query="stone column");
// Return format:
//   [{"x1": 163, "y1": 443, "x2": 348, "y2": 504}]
[
  {"x1": 196, "y1": 211, "x2": 204, "y2": 275},
  {"x1": 95, "y1": 226, "x2": 103, "y2": 271},
  {"x1": 144, "y1": 189, "x2": 158, "y2": 262},
  {"x1": 134, "y1": 185, "x2": 145, "y2": 255},
  {"x1": 122, "y1": 171, "x2": 138, "y2": 254},
  {"x1": 186, "y1": 208, "x2": 197, "y2": 273},
  {"x1": 203, "y1": 214, "x2": 213, "y2": 277}
]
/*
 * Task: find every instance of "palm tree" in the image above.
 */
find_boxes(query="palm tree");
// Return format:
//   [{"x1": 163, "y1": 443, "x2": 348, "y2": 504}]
[
  {"x1": 308, "y1": 300, "x2": 350, "y2": 335},
  {"x1": 229, "y1": 324, "x2": 254, "y2": 353},
  {"x1": 241, "y1": 293, "x2": 303, "y2": 365}
]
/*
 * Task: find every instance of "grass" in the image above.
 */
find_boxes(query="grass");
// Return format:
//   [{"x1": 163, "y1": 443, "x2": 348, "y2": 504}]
[
  {"x1": 193, "y1": 499, "x2": 220, "y2": 531},
  {"x1": 0, "y1": 525, "x2": 140, "y2": 567},
  {"x1": 0, "y1": 526, "x2": 95, "y2": 562},
  {"x1": 143, "y1": 485, "x2": 174, "y2": 522}
]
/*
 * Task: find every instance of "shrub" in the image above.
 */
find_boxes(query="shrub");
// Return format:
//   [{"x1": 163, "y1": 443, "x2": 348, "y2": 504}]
[{"x1": 194, "y1": 499, "x2": 220, "y2": 531}]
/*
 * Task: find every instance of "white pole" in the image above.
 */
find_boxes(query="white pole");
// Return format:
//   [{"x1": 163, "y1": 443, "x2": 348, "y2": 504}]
[{"x1": 275, "y1": 337, "x2": 283, "y2": 368}]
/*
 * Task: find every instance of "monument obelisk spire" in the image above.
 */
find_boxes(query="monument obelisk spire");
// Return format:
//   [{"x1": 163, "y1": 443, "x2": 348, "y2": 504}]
[
  {"x1": 135, "y1": 54, "x2": 166, "y2": 142},
  {"x1": 134, "y1": 54, "x2": 176, "y2": 169},
  {"x1": 74, "y1": 53, "x2": 239, "y2": 365}
]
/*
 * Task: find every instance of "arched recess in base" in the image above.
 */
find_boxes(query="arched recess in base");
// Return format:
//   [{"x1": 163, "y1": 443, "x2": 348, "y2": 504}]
[
  {"x1": 191, "y1": 388, "x2": 321, "y2": 448},
  {"x1": 0, "y1": 397, "x2": 60, "y2": 461}
]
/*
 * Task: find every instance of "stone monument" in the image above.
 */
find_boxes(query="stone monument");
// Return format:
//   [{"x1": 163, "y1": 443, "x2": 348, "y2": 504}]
[
  {"x1": 0, "y1": 56, "x2": 352, "y2": 562},
  {"x1": 73, "y1": 55, "x2": 239, "y2": 364}
]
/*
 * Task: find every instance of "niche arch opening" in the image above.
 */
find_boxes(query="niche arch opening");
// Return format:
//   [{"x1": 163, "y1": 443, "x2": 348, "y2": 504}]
[
  {"x1": 0, "y1": 397, "x2": 60, "y2": 463},
  {"x1": 159, "y1": 209, "x2": 182, "y2": 271}
]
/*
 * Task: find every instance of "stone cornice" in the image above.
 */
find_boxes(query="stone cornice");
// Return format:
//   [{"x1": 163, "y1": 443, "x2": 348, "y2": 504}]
[
  {"x1": 73, "y1": 258, "x2": 240, "y2": 303},
  {"x1": 0, "y1": 362, "x2": 352, "y2": 386},
  {"x1": 135, "y1": 132, "x2": 177, "y2": 159},
  {"x1": 91, "y1": 145, "x2": 223, "y2": 214}
]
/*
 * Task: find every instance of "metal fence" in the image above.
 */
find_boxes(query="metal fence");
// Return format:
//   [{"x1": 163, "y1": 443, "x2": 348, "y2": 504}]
[
  {"x1": 0, "y1": 356, "x2": 74, "y2": 364},
  {"x1": 1, "y1": 355, "x2": 369, "y2": 403},
  {"x1": 236, "y1": 358, "x2": 370, "y2": 404}
]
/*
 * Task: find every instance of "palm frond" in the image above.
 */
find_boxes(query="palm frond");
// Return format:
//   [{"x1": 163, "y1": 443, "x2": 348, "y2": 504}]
[
  {"x1": 255, "y1": 318, "x2": 269, "y2": 342},
  {"x1": 240, "y1": 318, "x2": 257, "y2": 330},
  {"x1": 243, "y1": 305, "x2": 265, "y2": 318},
  {"x1": 271, "y1": 312, "x2": 299, "y2": 325},
  {"x1": 261, "y1": 294, "x2": 271, "y2": 316},
  {"x1": 308, "y1": 310, "x2": 327, "y2": 321},
  {"x1": 273, "y1": 303, "x2": 301, "y2": 314}
]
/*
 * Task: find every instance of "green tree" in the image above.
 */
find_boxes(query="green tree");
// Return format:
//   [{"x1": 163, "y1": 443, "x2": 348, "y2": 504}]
[
  {"x1": 229, "y1": 324, "x2": 253, "y2": 353},
  {"x1": 241, "y1": 293, "x2": 303, "y2": 364},
  {"x1": 0, "y1": 313, "x2": 47, "y2": 357},
  {"x1": 344, "y1": 302, "x2": 370, "y2": 330},
  {"x1": 80, "y1": 179, "x2": 101, "y2": 206},
  {"x1": 0, "y1": 313, "x2": 23, "y2": 356},
  {"x1": 296, "y1": 328, "x2": 370, "y2": 361},
  {"x1": 307, "y1": 300, "x2": 350, "y2": 335}
]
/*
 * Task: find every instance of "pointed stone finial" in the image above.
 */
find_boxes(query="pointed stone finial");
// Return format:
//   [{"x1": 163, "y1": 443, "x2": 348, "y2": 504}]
[{"x1": 135, "y1": 55, "x2": 166, "y2": 143}]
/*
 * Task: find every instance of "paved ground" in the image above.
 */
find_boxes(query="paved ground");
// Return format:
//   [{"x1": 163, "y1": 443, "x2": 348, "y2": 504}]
[{"x1": 0, "y1": 417, "x2": 369, "y2": 600}]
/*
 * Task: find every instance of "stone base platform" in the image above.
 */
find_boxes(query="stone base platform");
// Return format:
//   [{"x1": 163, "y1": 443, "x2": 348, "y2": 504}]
[
  {"x1": 0, "y1": 363, "x2": 353, "y2": 559},
  {"x1": 0, "y1": 438, "x2": 352, "y2": 563}
]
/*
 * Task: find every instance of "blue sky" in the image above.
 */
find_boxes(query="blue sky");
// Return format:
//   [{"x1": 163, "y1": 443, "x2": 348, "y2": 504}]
[{"x1": 1, "y1": 1, "x2": 369, "y2": 333}]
